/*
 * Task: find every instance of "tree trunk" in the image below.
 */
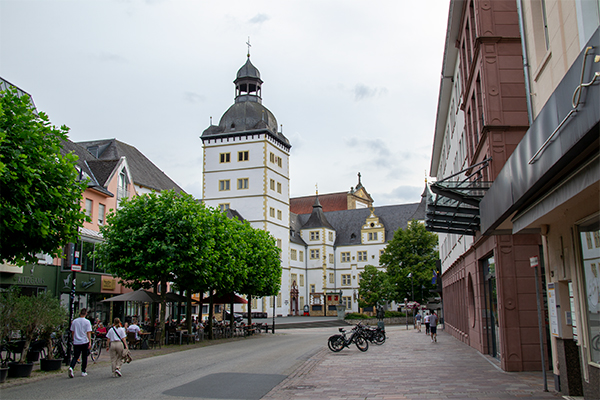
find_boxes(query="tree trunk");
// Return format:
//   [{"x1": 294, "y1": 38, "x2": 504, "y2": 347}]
[
  {"x1": 152, "y1": 282, "x2": 158, "y2": 331},
  {"x1": 186, "y1": 289, "x2": 192, "y2": 333},
  {"x1": 159, "y1": 274, "x2": 167, "y2": 344},
  {"x1": 207, "y1": 289, "x2": 214, "y2": 340},
  {"x1": 247, "y1": 294, "x2": 252, "y2": 326}
]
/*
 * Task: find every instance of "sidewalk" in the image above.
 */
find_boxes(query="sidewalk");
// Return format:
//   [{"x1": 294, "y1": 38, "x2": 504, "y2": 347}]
[{"x1": 263, "y1": 325, "x2": 562, "y2": 400}]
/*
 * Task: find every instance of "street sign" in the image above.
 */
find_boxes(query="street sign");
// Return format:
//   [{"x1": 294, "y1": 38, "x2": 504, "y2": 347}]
[
  {"x1": 71, "y1": 264, "x2": 81, "y2": 272},
  {"x1": 530, "y1": 256, "x2": 539, "y2": 268}
]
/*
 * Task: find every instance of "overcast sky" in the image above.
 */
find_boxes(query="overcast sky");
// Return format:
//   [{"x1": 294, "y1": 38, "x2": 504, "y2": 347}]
[{"x1": 1, "y1": 0, "x2": 450, "y2": 206}]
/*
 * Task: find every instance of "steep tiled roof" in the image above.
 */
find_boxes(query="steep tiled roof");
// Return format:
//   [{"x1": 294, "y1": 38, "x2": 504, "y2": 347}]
[
  {"x1": 290, "y1": 192, "x2": 348, "y2": 215},
  {"x1": 295, "y1": 195, "x2": 426, "y2": 246},
  {"x1": 76, "y1": 139, "x2": 185, "y2": 193},
  {"x1": 301, "y1": 196, "x2": 335, "y2": 230},
  {"x1": 60, "y1": 139, "x2": 113, "y2": 196}
]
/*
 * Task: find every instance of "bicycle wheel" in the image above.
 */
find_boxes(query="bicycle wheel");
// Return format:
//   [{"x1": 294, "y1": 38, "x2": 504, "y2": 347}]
[
  {"x1": 90, "y1": 341, "x2": 101, "y2": 361},
  {"x1": 328, "y1": 336, "x2": 344, "y2": 352},
  {"x1": 373, "y1": 331, "x2": 386, "y2": 345},
  {"x1": 354, "y1": 335, "x2": 369, "y2": 352}
]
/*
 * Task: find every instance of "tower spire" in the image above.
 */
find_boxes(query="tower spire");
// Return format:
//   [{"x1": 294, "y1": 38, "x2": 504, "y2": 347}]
[{"x1": 246, "y1": 36, "x2": 251, "y2": 58}]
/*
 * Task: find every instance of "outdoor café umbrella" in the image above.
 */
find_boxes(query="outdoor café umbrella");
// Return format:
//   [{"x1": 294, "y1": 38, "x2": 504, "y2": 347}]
[
  {"x1": 101, "y1": 289, "x2": 161, "y2": 303},
  {"x1": 212, "y1": 293, "x2": 248, "y2": 304}
]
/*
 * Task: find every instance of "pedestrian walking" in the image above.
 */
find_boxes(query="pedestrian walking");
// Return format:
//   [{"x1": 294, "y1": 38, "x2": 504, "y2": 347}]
[
  {"x1": 424, "y1": 312, "x2": 430, "y2": 335},
  {"x1": 415, "y1": 312, "x2": 422, "y2": 333},
  {"x1": 430, "y1": 311, "x2": 439, "y2": 343},
  {"x1": 106, "y1": 318, "x2": 128, "y2": 377},
  {"x1": 68, "y1": 308, "x2": 92, "y2": 378}
]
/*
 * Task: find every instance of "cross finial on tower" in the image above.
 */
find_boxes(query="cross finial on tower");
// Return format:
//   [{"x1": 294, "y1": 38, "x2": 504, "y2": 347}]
[
  {"x1": 246, "y1": 36, "x2": 251, "y2": 58},
  {"x1": 358, "y1": 172, "x2": 362, "y2": 184}
]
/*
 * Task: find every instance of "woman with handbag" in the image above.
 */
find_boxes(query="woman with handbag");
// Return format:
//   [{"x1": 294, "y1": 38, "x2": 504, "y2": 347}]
[{"x1": 106, "y1": 318, "x2": 128, "y2": 377}]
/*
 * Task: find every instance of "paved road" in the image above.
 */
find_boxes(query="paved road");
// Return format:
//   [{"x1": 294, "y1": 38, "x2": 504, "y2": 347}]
[
  {"x1": 0, "y1": 329, "x2": 330, "y2": 400},
  {"x1": 1, "y1": 325, "x2": 563, "y2": 400},
  {"x1": 264, "y1": 325, "x2": 561, "y2": 400}
]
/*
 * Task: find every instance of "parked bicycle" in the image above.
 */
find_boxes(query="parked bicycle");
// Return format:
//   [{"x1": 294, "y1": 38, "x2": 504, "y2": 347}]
[
  {"x1": 90, "y1": 332, "x2": 105, "y2": 362},
  {"x1": 327, "y1": 325, "x2": 369, "y2": 352},
  {"x1": 356, "y1": 322, "x2": 386, "y2": 345}
]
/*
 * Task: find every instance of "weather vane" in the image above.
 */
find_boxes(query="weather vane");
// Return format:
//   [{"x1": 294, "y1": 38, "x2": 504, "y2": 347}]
[{"x1": 246, "y1": 36, "x2": 251, "y2": 58}]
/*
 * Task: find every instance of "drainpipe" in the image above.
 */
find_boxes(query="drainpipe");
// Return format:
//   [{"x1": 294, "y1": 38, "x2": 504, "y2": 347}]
[{"x1": 517, "y1": 0, "x2": 534, "y2": 126}]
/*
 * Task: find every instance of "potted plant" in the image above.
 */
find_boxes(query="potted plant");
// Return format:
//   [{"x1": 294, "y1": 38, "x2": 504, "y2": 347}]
[
  {"x1": 8, "y1": 291, "x2": 63, "y2": 377},
  {"x1": 0, "y1": 288, "x2": 18, "y2": 383},
  {"x1": 38, "y1": 295, "x2": 67, "y2": 371}
]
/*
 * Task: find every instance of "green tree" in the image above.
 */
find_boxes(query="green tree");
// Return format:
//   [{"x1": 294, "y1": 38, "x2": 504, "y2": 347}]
[
  {"x1": 0, "y1": 87, "x2": 87, "y2": 266},
  {"x1": 358, "y1": 265, "x2": 392, "y2": 308},
  {"x1": 98, "y1": 190, "x2": 206, "y2": 341},
  {"x1": 380, "y1": 220, "x2": 438, "y2": 304},
  {"x1": 237, "y1": 223, "x2": 281, "y2": 325}
]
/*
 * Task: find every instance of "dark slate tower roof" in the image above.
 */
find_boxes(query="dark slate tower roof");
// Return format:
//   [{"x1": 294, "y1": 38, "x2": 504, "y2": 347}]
[
  {"x1": 301, "y1": 195, "x2": 335, "y2": 230},
  {"x1": 201, "y1": 56, "x2": 291, "y2": 150}
]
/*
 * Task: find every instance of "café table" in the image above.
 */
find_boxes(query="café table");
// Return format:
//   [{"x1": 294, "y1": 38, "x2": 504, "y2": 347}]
[{"x1": 139, "y1": 332, "x2": 151, "y2": 349}]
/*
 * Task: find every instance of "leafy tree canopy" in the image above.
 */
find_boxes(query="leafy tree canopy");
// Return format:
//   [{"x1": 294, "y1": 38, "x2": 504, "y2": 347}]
[
  {"x1": 379, "y1": 220, "x2": 439, "y2": 304},
  {"x1": 358, "y1": 265, "x2": 392, "y2": 308},
  {"x1": 0, "y1": 87, "x2": 87, "y2": 265}
]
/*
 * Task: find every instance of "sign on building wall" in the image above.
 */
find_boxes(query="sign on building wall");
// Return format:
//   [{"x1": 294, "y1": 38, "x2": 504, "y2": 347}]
[{"x1": 547, "y1": 283, "x2": 560, "y2": 337}]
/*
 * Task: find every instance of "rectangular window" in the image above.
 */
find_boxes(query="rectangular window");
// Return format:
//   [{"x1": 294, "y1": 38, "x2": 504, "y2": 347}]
[
  {"x1": 310, "y1": 249, "x2": 320, "y2": 260},
  {"x1": 276, "y1": 239, "x2": 282, "y2": 249},
  {"x1": 357, "y1": 251, "x2": 367, "y2": 262},
  {"x1": 342, "y1": 274, "x2": 351, "y2": 286},
  {"x1": 368, "y1": 232, "x2": 378, "y2": 241},
  {"x1": 299, "y1": 251, "x2": 304, "y2": 262},
  {"x1": 277, "y1": 158, "x2": 282, "y2": 167},
  {"x1": 269, "y1": 207, "x2": 275, "y2": 218},
  {"x1": 291, "y1": 249, "x2": 297, "y2": 261},
  {"x1": 277, "y1": 210, "x2": 282, "y2": 220},
  {"x1": 380, "y1": 249, "x2": 384, "y2": 257},
  {"x1": 270, "y1": 179, "x2": 275, "y2": 190},
  {"x1": 329, "y1": 273, "x2": 334, "y2": 284},
  {"x1": 219, "y1": 203, "x2": 230, "y2": 212},
  {"x1": 594, "y1": 231, "x2": 600, "y2": 248},
  {"x1": 310, "y1": 231, "x2": 320, "y2": 241},
  {"x1": 98, "y1": 204, "x2": 105, "y2": 225},
  {"x1": 237, "y1": 178, "x2": 249, "y2": 190},
  {"x1": 220, "y1": 153, "x2": 231, "y2": 163},
  {"x1": 299, "y1": 274, "x2": 304, "y2": 286},
  {"x1": 342, "y1": 296, "x2": 352, "y2": 309},
  {"x1": 299, "y1": 296, "x2": 304, "y2": 309},
  {"x1": 329, "y1": 254, "x2": 333, "y2": 264},
  {"x1": 310, "y1": 284, "x2": 315, "y2": 293},
  {"x1": 277, "y1": 182, "x2": 282, "y2": 193},
  {"x1": 291, "y1": 273, "x2": 297, "y2": 285},
  {"x1": 341, "y1": 252, "x2": 351, "y2": 262},
  {"x1": 238, "y1": 151, "x2": 249, "y2": 161},
  {"x1": 277, "y1": 293, "x2": 282, "y2": 307},
  {"x1": 329, "y1": 232, "x2": 333, "y2": 241},
  {"x1": 85, "y1": 199, "x2": 92, "y2": 218},
  {"x1": 270, "y1": 152, "x2": 275, "y2": 163},
  {"x1": 219, "y1": 180, "x2": 230, "y2": 191}
]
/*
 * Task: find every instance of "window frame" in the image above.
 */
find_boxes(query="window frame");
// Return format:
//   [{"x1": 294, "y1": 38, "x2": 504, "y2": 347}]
[
  {"x1": 237, "y1": 178, "x2": 249, "y2": 190},
  {"x1": 238, "y1": 150, "x2": 249, "y2": 162},
  {"x1": 219, "y1": 179, "x2": 231, "y2": 191},
  {"x1": 220, "y1": 152, "x2": 231, "y2": 163}
]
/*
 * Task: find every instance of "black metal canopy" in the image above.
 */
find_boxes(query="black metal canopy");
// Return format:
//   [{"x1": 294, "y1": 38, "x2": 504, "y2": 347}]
[{"x1": 426, "y1": 159, "x2": 492, "y2": 236}]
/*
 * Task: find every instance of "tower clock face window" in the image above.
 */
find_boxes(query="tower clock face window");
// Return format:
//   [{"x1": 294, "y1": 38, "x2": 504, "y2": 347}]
[
  {"x1": 220, "y1": 153, "x2": 231, "y2": 163},
  {"x1": 238, "y1": 151, "x2": 249, "y2": 162}
]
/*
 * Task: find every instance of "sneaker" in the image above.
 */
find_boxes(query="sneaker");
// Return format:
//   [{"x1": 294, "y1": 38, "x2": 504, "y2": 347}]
[
  {"x1": 81, "y1": 372, "x2": 88, "y2": 377},
  {"x1": 115, "y1": 369, "x2": 122, "y2": 377},
  {"x1": 68, "y1": 367, "x2": 74, "y2": 378}
]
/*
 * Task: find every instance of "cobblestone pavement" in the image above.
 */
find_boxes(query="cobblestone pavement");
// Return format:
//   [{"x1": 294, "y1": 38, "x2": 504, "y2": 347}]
[{"x1": 263, "y1": 325, "x2": 562, "y2": 400}]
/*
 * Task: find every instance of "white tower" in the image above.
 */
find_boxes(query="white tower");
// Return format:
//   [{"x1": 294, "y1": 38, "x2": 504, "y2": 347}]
[{"x1": 201, "y1": 55, "x2": 292, "y2": 316}]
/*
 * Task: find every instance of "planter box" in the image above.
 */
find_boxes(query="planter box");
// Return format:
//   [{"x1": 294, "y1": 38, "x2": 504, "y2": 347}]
[
  {"x1": 0, "y1": 367, "x2": 8, "y2": 383},
  {"x1": 7, "y1": 362, "x2": 34, "y2": 378},
  {"x1": 40, "y1": 358, "x2": 63, "y2": 371}
]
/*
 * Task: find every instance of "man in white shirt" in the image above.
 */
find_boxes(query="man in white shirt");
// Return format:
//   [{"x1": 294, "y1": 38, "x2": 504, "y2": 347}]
[
  {"x1": 68, "y1": 308, "x2": 92, "y2": 378},
  {"x1": 127, "y1": 318, "x2": 141, "y2": 340}
]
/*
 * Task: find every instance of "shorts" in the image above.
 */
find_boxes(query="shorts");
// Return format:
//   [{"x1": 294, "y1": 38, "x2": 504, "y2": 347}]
[{"x1": 430, "y1": 326, "x2": 437, "y2": 334}]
